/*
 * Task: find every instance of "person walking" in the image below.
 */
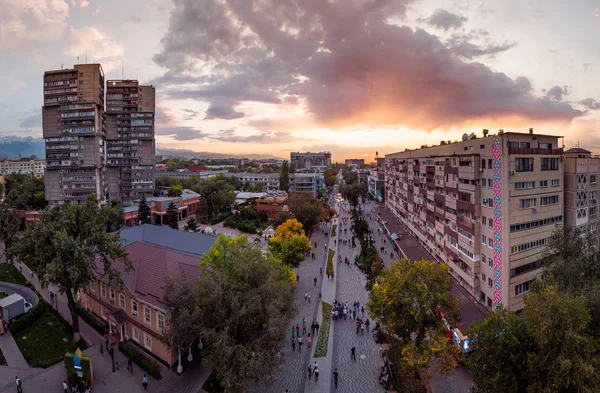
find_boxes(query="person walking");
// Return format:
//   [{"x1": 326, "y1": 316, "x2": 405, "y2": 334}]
[
  {"x1": 291, "y1": 336, "x2": 296, "y2": 351},
  {"x1": 314, "y1": 367, "x2": 319, "y2": 382},
  {"x1": 63, "y1": 379, "x2": 68, "y2": 393},
  {"x1": 308, "y1": 293, "x2": 311, "y2": 303},
  {"x1": 333, "y1": 368, "x2": 339, "y2": 389},
  {"x1": 307, "y1": 332, "x2": 312, "y2": 347},
  {"x1": 351, "y1": 346, "x2": 356, "y2": 361},
  {"x1": 304, "y1": 292, "x2": 308, "y2": 301},
  {"x1": 311, "y1": 321, "x2": 316, "y2": 336},
  {"x1": 128, "y1": 357, "x2": 133, "y2": 374},
  {"x1": 296, "y1": 324, "x2": 300, "y2": 337},
  {"x1": 314, "y1": 277, "x2": 317, "y2": 286},
  {"x1": 15, "y1": 377, "x2": 22, "y2": 393},
  {"x1": 19, "y1": 262, "x2": 22, "y2": 273},
  {"x1": 142, "y1": 374, "x2": 148, "y2": 390},
  {"x1": 298, "y1": 336, "x2": 303, "y2": 351},
  {"x1": 365, "y1": 318, "x2": 370, "y2": 332},
  {"x1": 302, "y1": 318, "x2": 307, "y2": 335},
  {"x1": 296, "y1": 273, "x2": 299, "y2": 282},
  {"x1": 308, "y1": 364, "x2": 313, "y2": 380}
]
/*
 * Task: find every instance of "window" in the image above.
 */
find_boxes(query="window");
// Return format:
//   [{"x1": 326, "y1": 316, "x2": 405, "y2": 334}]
[
  {"x1": 144, "y1": 306, "x2": 151, "y2": 324},
  {"x1": 540, "y1": 195, "x2": 559, "y2": 206},
  {"x1": 489, "y1": 219, "x2": 493, "y2": 228},
  {"x1": 457, "y1": 227, "x2": 472, "y2": 240},
  {"x1": 158, "y1": 313, "x2": 165, "y2": 331},
  {"x1": 488, "y1": 179, "x2": 493, "y2": 188},
  {"x1": 482, "y1": 217, "x2": 487, "y2": 225},
  {"x1": 539, "y1": 180, "x2": 548, "y2": 187},
  {"x1": 488, "y1": 257, "x2": 493, "y2": 268},
  {"x1": 481, "y1": 253, "x2": 486, "y2": 265},
  {"x1": 488, "y1": 159, "x2": 492, "y2": 169},
  {"x1": 515, "y1": 181, "x2": 535, "y2": 189},
  {"x1": 449, "y1": 237, "x2": 458, "y2": 247},
  {"x1": 511, "y1": 237, "x2": 551, "y2": 254},
  {"x1": 488, "y1": 238, "x2": 493, "y2": 248},
  {"x1": 133, "y1": 327, "x2": 139, "y2": 342},
  {"x1": 540, "y1": 157, "x2": 559, "y2": 171},
  {"x1": 101, "y1": 284, "x2": 106, "y2": 299},
  {"x1": 591, "y1": 223, "x2": 597, "y2": 232},
  {"x1": 110, "y1": 289, "x2": 115, "y2": 304},
  {"x1": 457, "y1": 244, "x2": 474, "y2": 259},
  {"x1": 519, "y1": 198, "x2": 537, "y2": 208},
  {"x1": 515, "y1": 158, "x2": 534, "y2": 172},
  {"x1": 488, "y1": 278, "x2": 493, "y2": 288},
  {"x1": 481, "y1": 273, "x2": 486, "y2": 283},
  {"x1": 480, "y1": 144, "x2": 485, "y2": 150},
  {"x1": 510, "y1": 216, "x2": 563, "y2": 232},
  {"x1": 132, "y1": 301, "x2": 138, "y2": 318},
  {"x1": 591, "y1": 192, "x2": 597, "y2": 201},
  {"x1": 591, "y1": 207, "x2": 597, "y2": 216},
  {"x1": 101, "y1": 306, "x2": 107, "y2": 319},
  {"x1": 119, "y1": 294, "x2": 125, "y2": 310},
  {"x1": 144, "y1": 334, "x2": 152, "y2": 350},
  {"x1": 515, "y1": 280, "x2": 534, "y2": 296},
  {"x1": 551, "y1": 179, "x2": 560, "y2": 187},
  {"x1": 482, "y1": 235, "x2": 487, "y2": 245},
  {"x1": 89, "y1": 280, "x2": 95, "y2": 293}
]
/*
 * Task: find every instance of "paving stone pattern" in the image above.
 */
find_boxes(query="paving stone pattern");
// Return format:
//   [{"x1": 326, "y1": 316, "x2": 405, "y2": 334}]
[
  {"x1": 248, "y1": 225, "x2": 331, "y2": 393},
  {"x1": 331, "y1": 204, "x2": 385, "y2": 393}
]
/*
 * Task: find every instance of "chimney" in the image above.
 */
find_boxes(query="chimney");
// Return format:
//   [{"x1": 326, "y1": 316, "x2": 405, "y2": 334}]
[{"x1": 529, "y1": 128, "x2": 533, "y2": 134}]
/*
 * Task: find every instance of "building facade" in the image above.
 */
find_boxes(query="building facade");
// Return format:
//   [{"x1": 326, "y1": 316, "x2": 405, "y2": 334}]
[
  {"x1": 290, "y1": 152, "x2": 331, "y2": 170},
  {"x1": 345, "y1": 158, "x2": 365, "y2": 167},
  {"x1": 564, "y1": 148, "x2": 600, "y2": 236},
  {"x1": 290, "y1": 173, "x2": 324, "y2": 197},
  {"x1": 385, "y1": 130, "x2": 564, "y2": 311},
  {"x1": 232, "y1": 173, "x2": 280, "y2": 191},
  {"x1": 43, "y1": 64, "x2": 107, "y2": 205},
  {"x1": 105, "y1": 80, "x2": 155, "y2": 202},
  {"x1": 0, "y1": 159, "x2": 46, "y2": 175},
  {"x1": 368, "y1": 167, "x2": 385, "y2": 201}
]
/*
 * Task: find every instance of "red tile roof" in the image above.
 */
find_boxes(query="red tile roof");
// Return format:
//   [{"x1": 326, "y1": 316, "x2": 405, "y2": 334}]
[{"x1": 94, "y1": 241, "x2": 203, "y2": 308}]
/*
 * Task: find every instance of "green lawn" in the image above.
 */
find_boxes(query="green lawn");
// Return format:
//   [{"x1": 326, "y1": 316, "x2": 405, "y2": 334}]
[
  {"x1": 314, "y1": 302, "x2": 332, "y2": 357},
  {"x1": 0, "y1": 264, "x2": 27, "y2": 285},
  {"x1": 331, "y1": 224, "x2": 337, "y2": 237},
  {"x1": 14, "y1": 308, "x2": 79, "y2": 368},
  {"x1": 326, "y1": 249, "x2": 335, "y2": 276}
]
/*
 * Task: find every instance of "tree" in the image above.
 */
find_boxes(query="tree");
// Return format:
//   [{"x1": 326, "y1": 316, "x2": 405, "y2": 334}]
[
  {"x1": 137, "y1": 195, "x2": 151, "y2": 225},
  {"x1": 195, "y1": 236, "x2": 296, "y2": 392},
  {"x1": 368, "y1": 258, "x2": 460, "y2": 388},
  {"x1": 268, "y1": 219, "x2": 312, "y2": 267},
  {"x1": 165, "y1": 202, "x2": 179, "y2": 229},
  {"x1": 166, "y1": 160, "x2": 178, "y2": 172},
  {"x1": 341, "y1": 181, "x2": 367, "y2": 207},
  {"x1": 271, "y1": 210, "x2": 294, "y2": 228},
  {"x1": 0, "y1": 205, "x2": 21, "y2": 263},
  {"x1": 104, "y1": 198, "x2": 124, "y2": 232},
  {"x1": 195, "y1": 198, "x2": 209, "y2": 224},
  {"x1": 168, "y1": 184, "x2": 183, "y2": 197},
  {"x1": 9, "y1": 194, "x2": 130, "y2": 341},
  {"x1": 523, "y1": 283, "x2": 600, "y2": 393},
  {"x1": 162, "y1": 272, "x2": 197, "y2": 371},
  {"x1": 183, "y1": 217, "x2": 200, "y2": 232},
  {"x1": 466, "y1": 306, "x2": 533, "y2": 393},
  {"x1": 279, "y1": 161, "x2": 290, "y2": 191},
  {"x1": 4, "y1": 174, "x2": 46, "y2": 210},
  {"x1": 287, "y1": 193, "x2": 325, "y2": 236}
]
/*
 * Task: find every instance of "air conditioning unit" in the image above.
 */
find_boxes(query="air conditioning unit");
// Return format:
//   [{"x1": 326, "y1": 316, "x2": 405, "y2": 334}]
[
  {"x1": 510, "y1": 170, "x2": 516, "y2": 176},
  {"x1": 560, "y1": 155, "x2": 565, "y2": 161},
  {"x1": 532, "y1": 207, "x2": 538, "y2": 212}
]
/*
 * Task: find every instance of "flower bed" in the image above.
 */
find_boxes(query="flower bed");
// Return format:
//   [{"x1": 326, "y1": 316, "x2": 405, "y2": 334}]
[
  {"x1": 326, "y1": 249, "x2": 335, "y2": 276},
  {"x1": 331, "y1": 224, "x2": 337, "y2": 237},
  {"x1": 314, "y1": 302, "x2": 332, "y2": 357}
]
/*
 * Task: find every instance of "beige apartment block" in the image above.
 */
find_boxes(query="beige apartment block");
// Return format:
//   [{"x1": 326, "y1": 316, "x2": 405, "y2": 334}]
[
  {"x1": 105, "y1": 80, "x2": 155, "y2": 202},
  {"x1": 564, "y1": 148, "x2": 600, "y2": 235},
  {"x1": 43, "y1": 64, "x2": 106, "y2": 205},
  {"x1": 385, "y1": 129, "x2": 564, "y2": 312}
]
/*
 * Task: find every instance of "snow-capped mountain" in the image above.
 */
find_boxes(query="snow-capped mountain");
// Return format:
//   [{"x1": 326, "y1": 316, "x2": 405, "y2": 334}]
[{"x1": 0, "y1": 136, "x2": 45, "y2": 159}]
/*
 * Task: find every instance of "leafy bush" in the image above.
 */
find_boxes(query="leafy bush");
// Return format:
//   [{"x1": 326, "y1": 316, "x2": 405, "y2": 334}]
[
  {"x1": 75, "y1": 303, "x2": 108, "y2": 335},
  {"x1": 314, "y1": 302, "x2": 332, "y2": 357},
  {"x1": 331, "y1": 224, "x2": 337, "y2": 237},
  {"x1": 237, "y1": 221, "x2": 257, "y2": 234},
  {"x1": 326, "y1": 249, "x2": 335, "y2": 276},
  {"x1": 11, "y1": 299, "x2": 47, "y2": 333},
  {"x1": 119, "y1": 342, "x2": 162, "y2": 380},
  {"x1": 210, "y1": 212, "x2": 233, "y2": 225}
]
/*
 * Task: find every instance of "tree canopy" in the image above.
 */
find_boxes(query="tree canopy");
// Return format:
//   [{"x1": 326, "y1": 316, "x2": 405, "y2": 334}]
[
  {"x1": 279, "y1": 161, "x2": 290, "y2": 192},
  {"x1": 286, "y1": 193, "x2": 327, "y2": 236},
  {"x1": 195, "y1": 236, "x2": 296, "y2": 392},
  {"x1": 168, "y1": 184, "x2": 183, "y2": 197},
  {"x1": 0, "y1": 204, "x2": 21, "y2": 263},
  {"x1": 268, "y1": 218, "x2": 312, "y2": 267},
  {"x1": 3, "y1": 174, "x2": 46, "y2": 210},
  {"x1": 165, "y1": 202, "x2": 179, "y2": 229},
  {"x1": 9, "y1": 194, "x2": 130, "y2": 341},
  {"x1": 137, "y1": 195, "x2": 152, "y2": 225},
  {"x1": 183, "y1": 216, "x2": 200, "y2": 232}
]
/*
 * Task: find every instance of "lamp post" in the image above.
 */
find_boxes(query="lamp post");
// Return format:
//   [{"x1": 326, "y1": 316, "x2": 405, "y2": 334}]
[{"x1": 177, "y1": 348, "x2": 183, "y2": 373}]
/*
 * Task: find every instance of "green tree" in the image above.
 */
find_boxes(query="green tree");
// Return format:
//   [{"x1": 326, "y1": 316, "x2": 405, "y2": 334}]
[
  {"x1": 166, "y1": 160, "x2": 178, "y2": 172},
  {"x1": 165, "y1": 202, "x2": 179, "y2": 229},
  {"x1": 0, "y1": 205, "x2": 21, "y2": 263},
  {"x1": 183, "y1": 217, "x2": 200, "y2": 232},
  {"x1": 4, "y1": 174, "x2": 46, "y2": 210},
  {"x1": 341, "y1": 181, "x2": 367, "y2": 207},
  {"x1": 271, "y1": 210, "x2": 294, "y2": 228},
  {"x1": 9, "y1": 194, "x2": 130, "y2": 341},
  {"x1": 195, "y1": 198, "x2": 209, "y2": 224},
  {"x1": 137, "y1": 195, "x2": 152, "y2": 225},
  {"x1": 287, "y1": 193, "x2": 325, "y2": 236},
  {"x1": 268, "y1": 219, "x2": 312, "y2": 268},
  {"x1": 195, "y1": 236, "x2": 296, "y2": 392},
  {"x1": 368, "y1": 258, "x2": 461, "y2": 388},
  {"x1": 279, "y1": 161, "x2": 290, "y2": 191},
  {"x1": 466, "y1": 306, "x2": 533, "y2": 393},
  {"x1": 523, "y1": 283, "x2": 600, "y2": 393},
  {"x1": 168, "y1": 184, "x2": 183, "y2": 197},
  {"x1": 104, "y1": 198, "x2": 124, "y2": 232}
]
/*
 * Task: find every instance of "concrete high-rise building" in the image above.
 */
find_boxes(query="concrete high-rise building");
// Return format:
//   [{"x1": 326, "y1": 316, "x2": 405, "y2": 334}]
[
  {"x1": 43, "y1": 64, "x2": 106, "y2": 205},
  {"x1": 385, "y1": 129, "x2": 564, "y2": 311},
  {"x1": 564, "y1": 148, "x2": 600, "y2": 236},
  {"x1": 105, "y1": 80, "x2": 155, "y2": 201},
  {"x1": 290, "y1": 152, "x2": 331, "y2": 170}
]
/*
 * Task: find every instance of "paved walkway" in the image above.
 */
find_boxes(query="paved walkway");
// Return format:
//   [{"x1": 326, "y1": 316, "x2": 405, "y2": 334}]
[{"x1": 0, "y1": 282, "x2": 38, "y2": 308}]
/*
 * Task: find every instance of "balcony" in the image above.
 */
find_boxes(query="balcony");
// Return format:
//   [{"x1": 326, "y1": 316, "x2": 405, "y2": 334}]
[{"x1": 507, "y1": 147, "x2": 563, "y2": 155}]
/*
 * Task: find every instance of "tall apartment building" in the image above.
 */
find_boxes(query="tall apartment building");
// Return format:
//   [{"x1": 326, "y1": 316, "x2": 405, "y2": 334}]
[
  {"x1": 43, "y1": 64, "x2": 106, "y2": 205},
  {"x1": 564, "y1": 148, "x2": 600, "y2": 235},
  {"x1": 105, "y1": 80, "x2": 155, "y2": 201},
  {"x1": 385, "y1": 130, "x2": 564, "y2": 311},
  {"x1": 290, "y1": 152, "x2": 331, "y2": 170}
]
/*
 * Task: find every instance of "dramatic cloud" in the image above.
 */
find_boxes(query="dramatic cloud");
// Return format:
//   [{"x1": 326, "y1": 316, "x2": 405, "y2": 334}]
[
  {"x1": 65, "y1": 27, "x2": 124, "y2": 70},
  {"x1": 152, "y1": 0, "x2": 584, "y2": 130},
  {"x1": 181, "y1": 108, "x2": 201, "y2": 121},
  {"x1": 0, "y1": 0, "x2": 69, "y2": 51},
  {"x1": 580, "y1": 98, "x2": 600, "y2": 110},
  {"x1": 211, "y1": 129, "x2": 293, "y2": 144},
  {"x1": 156, "y1": 126, "x2": 206, "y2": 141},
  {"x1": 545, "y1": 85, "x2": 569, "y2": 101},
  {"x1": 426, "y1": 9, "x2": 467, "y2": 31}
]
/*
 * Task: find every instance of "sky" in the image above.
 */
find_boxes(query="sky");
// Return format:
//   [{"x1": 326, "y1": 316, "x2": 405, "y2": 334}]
[{"x1": 1, "y1": 0, "x2": 600, "y2": 162}]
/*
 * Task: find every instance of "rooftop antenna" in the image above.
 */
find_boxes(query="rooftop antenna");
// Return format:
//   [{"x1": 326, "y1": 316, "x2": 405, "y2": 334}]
[
  {"x1": 77, "y1": 56, "x2": 79, "y2": 64},
  {"x1": 61, "y1": 63, "x2": 63, "y2": 70}
]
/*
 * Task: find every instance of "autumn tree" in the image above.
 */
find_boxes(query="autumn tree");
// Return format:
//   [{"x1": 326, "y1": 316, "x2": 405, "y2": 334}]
[
  {"x1": 10, "y1": 194, "x2": 130, "y2": 341},
  {"x1": 279, "y1": 161, "x2": 290, "y2": 191},
  {"x1": 183, "y1": 216, "x2": 200, "y2": 232},
  {"x1": 137, "y1": 195, "x2": 151, "y2": 225},
  {"x1": 195, "y1": 236, "x2": 296, "y2": 392},
  {"x1": 0, "y1": 204, "x2": 21, "y2": 263},
  {"x1": 466, "y1": 306, "x2": 533, "y2": 393},
  {"x1": 368, "y1": 258, "x2": 461, "y2": 390},
  {"x1": 268, "y1": 219, "x2": 312, "y2": 268},
  {"x1": 168, "y1": 184, "x2": 183, "y2": 197},
  {"x1": 165, "y1": 202, "x2": 179, "y2": 229}
]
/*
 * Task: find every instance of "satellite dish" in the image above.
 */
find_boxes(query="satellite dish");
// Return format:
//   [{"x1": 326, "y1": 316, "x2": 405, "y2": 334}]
[
  {"x1": 462, "y1": 133, "x2": 469, "y2": 141},
  {"x1": 469, "y1": 133, "x2": 476, "y2": 140}
]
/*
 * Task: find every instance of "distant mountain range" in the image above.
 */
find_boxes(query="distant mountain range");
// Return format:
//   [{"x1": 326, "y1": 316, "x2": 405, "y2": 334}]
[{"x1": 0, "y1": 136, "x2": 283, "y2": 160}]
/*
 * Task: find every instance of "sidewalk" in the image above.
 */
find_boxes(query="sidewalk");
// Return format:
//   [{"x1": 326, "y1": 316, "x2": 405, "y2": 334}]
[{"x1": 0, "y1": 330, "x2": 29, "y2": 370}]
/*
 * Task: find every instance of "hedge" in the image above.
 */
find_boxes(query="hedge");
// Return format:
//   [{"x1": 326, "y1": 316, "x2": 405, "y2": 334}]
[
  {"x1": 75, "y1": 303, "x2": 108, "y2": 335},
  {"x1": 119, "y1": 342, "x2": 162, "y2": 380},
  {"x1": 326, "y1": 249, "x2": 335, "y2": 276},
  {"x1": 331, "y1": 224, "x2": 337, "y2": 237},
  {"x1": 11, "y1": 298, "x2": 47, "y2": 333},
  {"x1": 314, "y1": 302, "x2": 332, "y2": 357}
]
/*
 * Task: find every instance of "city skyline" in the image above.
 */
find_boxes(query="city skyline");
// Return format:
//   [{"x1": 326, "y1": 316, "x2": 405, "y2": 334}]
[{"x1": 1, "y1": 0, "x2": 600, "y2": 161}]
